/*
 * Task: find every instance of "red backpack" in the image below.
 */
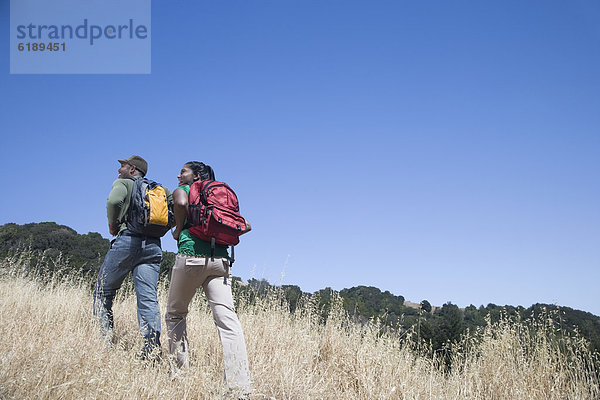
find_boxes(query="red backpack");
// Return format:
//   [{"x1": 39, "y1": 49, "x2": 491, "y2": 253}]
[{"x1": 187, "y1": 180, "x2": 248, "y2": 247}]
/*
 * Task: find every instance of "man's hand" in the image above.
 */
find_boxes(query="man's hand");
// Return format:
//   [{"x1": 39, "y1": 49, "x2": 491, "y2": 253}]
[
  {"x1": 172, "y1": 228, "x2": 181, "y2": 241},
  {"x1": 109, "y1": 223, "x2": 119, "y2": 236}
]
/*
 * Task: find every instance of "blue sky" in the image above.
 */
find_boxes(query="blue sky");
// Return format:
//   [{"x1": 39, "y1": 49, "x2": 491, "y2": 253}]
[{"x1": 1, "y1": 1, "x2": 599, "y2": 315}]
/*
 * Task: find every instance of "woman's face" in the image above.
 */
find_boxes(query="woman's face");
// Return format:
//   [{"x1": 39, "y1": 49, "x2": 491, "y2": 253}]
[{"x1": 177, "y1": 164, "x2": 198, "y2": 186}]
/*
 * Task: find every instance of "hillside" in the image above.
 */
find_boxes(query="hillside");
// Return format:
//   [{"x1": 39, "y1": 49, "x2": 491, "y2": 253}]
[
  {"x1": 2, "y1": 273, "x2": 598, "y2": 399},
  {"x1": 1, "y1": 222, "x2": 599, "y2": 355}
]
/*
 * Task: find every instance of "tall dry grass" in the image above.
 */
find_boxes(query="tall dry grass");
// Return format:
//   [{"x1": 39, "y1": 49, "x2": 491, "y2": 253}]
[{"x1": 0, "y1": 254, "x2": 598, "y2": 400}]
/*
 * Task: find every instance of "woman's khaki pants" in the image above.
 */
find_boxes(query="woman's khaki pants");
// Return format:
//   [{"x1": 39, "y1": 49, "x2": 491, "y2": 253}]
[{"x1": 165, "y1": 253, "x2": 251, "y2": 392}]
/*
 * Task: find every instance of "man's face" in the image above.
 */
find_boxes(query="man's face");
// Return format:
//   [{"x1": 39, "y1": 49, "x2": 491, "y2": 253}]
[{"x1": 118, "y1": 162, "x2": 135, "y2": 179}]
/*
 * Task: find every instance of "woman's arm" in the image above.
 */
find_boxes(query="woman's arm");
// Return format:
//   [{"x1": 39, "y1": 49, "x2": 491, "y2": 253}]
[{"x1": 172, "y1": 187, "x2": 188, "y2": 240}]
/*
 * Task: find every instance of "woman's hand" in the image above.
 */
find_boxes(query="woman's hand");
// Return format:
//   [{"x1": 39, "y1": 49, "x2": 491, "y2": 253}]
[
  {"x1": 240, "y1": 218, "x2": 252, "y2": 235},
  {"x1": 172, "y1": 228, "x2": 181, "y2": 241}
]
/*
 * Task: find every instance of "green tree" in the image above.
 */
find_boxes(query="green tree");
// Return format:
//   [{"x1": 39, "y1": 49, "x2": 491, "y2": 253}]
[
  {"x1": 420, "y1": 300, "x2": 432, "y2": 313},
  {"x1": 282, "y1": 285, "x2": 304, "y2": 312},
  {"x1": 433, "y1": 302, "x2": 465, "y2": 348}
]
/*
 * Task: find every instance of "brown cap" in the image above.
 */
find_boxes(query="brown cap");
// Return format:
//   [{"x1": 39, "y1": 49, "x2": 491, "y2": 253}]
[{"x1": 118, "y1": 155, "x2": 148, "y2": 176}]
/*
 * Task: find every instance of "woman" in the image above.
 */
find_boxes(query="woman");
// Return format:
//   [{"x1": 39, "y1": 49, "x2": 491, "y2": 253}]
[{"x1": 165, "y1": 161, "x2": 251, "y2": 396}]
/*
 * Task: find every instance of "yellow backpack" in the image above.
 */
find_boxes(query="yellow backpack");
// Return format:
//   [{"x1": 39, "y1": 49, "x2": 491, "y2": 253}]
[{"x1": 127, "y1": 178, "x2": 174, "y2": 237}]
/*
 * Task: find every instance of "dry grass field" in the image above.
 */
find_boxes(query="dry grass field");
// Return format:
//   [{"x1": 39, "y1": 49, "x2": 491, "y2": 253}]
[{"x1": 0, "y1": 254, "x2": 598, "y2": 400}]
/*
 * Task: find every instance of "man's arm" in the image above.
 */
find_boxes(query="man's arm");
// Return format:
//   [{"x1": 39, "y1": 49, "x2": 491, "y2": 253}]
[
  {"x1": 106, "y1": 180, "x2": 129, "y2": 236},
  {"x1": 171, "y1": 187, "x2": 188, "y2": 241},
  {"x1": 165, "y1": 188, "x2": 175, "y2": 228}
]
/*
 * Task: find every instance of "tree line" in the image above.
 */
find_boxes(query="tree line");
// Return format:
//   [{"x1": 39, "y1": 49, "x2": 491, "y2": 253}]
[
  {"x1": 1, "y1": 222, "x2": 599, "y2": 356},
  {"x1": 240, "y1": 278, "x2": 600, "y2": 357},
  {"x1": 0, "y1": 222, "x2": 175, "y2": 277}
]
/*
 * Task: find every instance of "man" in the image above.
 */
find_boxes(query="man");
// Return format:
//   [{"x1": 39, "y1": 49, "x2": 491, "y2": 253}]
[{"x1": 93, "y1": 155, "x2": 171, "y2": 359}]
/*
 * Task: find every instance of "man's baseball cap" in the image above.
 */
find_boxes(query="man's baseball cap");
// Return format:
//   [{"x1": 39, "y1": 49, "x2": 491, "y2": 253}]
[{"x1": 118, "y1": 155, "x2": 148, "y2": 176}]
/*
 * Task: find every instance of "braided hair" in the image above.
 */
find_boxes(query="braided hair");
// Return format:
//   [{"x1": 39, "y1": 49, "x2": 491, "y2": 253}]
[{"x1": 184, "y1": 161, "x2": 215, "y2": 181}]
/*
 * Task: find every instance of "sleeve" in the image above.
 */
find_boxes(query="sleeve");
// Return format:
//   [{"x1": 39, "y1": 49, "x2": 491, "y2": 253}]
[
  {"x1": 165, "y1": 186, "x2": 174, "y2": 205},
  {"x1": 106, "y1": 180, "x2": 130, "y2": 226}
]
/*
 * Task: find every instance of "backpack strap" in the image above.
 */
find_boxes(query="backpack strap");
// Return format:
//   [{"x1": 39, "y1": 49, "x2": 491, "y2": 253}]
[
  {"x1": 125, "y1": 177, "x2": 143, "y2": 229},
  {"x1": 200, "y1": 180, "x2": 218, "y2": 205}
]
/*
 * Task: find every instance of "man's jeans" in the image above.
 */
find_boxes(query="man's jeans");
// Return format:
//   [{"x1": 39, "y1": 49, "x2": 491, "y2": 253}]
[{"x1": 93, "y1": 231, "x2": 162, "y2": 350}]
